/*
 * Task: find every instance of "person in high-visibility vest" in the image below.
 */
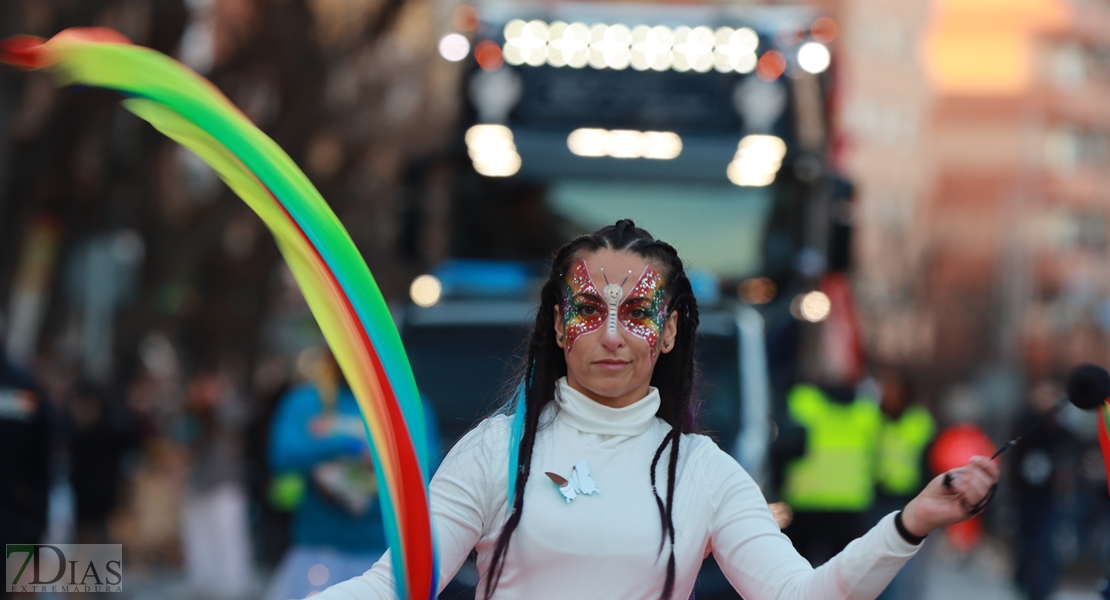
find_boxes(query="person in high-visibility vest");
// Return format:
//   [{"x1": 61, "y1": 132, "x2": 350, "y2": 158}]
[
  {"x1": 872, "y1": 367, "x2": 935, "y2": 600},
  {"x1": 877, "y1": 404, "x2": 935, "y2": 496},
  {"x1": 782, "y1": 382, "x2": 881, "y2": 564},
  {"x1": 875, "y1": 368, "x2": 936, "y2": 502}
]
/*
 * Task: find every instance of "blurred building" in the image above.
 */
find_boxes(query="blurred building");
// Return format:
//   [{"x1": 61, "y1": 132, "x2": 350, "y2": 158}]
[
  {"x1": 833, "y1": 0, "x2": 936, "y2": 370},
  {"x1": 835, "y1": 0, "x2": 1110, "y2": 395},
  {"x1": 0, "y1": 0, "x2": 462, "y2": 375},
  {"x1": 0, "y1": 0, "x2": 465, "y2": 571}
]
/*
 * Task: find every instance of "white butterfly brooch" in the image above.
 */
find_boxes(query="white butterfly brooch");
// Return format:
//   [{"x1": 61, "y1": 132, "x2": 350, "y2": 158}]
[{"x1": 545, "y1": 459, "x2": 599, "y2": 503}]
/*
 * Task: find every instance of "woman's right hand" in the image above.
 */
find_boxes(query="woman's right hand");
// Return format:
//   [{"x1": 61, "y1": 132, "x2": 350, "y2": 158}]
[{"x1": 899, "y1": 455, "x2": 1000, "y2": 537}]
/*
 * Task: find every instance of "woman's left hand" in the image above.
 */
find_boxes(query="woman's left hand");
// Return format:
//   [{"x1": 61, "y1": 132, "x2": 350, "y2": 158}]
[{"x1": 899, "y1": 455, "x2": 1001, "y2": 538}]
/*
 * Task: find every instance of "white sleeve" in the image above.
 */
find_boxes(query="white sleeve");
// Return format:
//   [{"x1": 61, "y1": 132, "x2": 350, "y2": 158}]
[
  {"x1": 705, "y1": 444, "x2": 919, "y2": 600},
  {"x1": 309, "y1": 417, "x2": 510, "y2": 600}
]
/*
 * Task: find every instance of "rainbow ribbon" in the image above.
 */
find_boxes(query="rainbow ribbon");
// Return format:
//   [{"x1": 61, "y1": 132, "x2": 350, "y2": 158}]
[
  {"x1": 1099, "y1": 401, "x2": 1110, "y2": 497},
  {"x1": 1, "y1": 28, "x2": 437, "y2": 599}
]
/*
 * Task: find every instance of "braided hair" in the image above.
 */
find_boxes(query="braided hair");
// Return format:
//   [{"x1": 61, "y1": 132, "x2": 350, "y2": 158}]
[{"x1": 482, "y1": 219, "x2": 701, "y2": 600}]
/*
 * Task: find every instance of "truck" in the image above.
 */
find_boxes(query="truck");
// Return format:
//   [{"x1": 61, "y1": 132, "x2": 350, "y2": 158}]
[{"x1": 400, "y1": 2, "x2": 840, "y2": 596}]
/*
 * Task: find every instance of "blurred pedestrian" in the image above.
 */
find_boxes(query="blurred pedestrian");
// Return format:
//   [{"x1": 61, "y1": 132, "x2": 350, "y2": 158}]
[
  {"x1": 243, "y1": 357, "x2": 294, "y2": 569},
  {"x1": 68, "y1": 382, "x2": 138, "y2": 544},
  {"x1": 264, "y1": 350, "x2": 441, "y2": 600},
  {"x1": 871, "y1": 367, "x2": 935, "y2": 600},
  {"x1": 780, "y1": 380, "x2": 881, "y2": 565},
  {"x1": 181, "y1": 371, "x2": 255, "y2": 599},
  {"x1": 1011, "y1": 379, "x2": 1079, "y2": 600},
  {"x1": 0, "y1": 351, "x2": 50, "y2": 577}
]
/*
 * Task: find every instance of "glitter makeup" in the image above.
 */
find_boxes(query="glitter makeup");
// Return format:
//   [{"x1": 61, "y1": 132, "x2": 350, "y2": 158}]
[
  {"x1": 618, "y1": 265, "x2": 668, "y2": 359},
  {"x1": 561, "y1": 260, "x2": 605, "y2": 353},
  {"x1": 561, "y1": 260, "x2": 668, "y2": 358}
]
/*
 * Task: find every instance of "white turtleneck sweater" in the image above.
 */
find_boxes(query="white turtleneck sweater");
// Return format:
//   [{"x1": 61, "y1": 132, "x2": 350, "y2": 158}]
[{"x1": 313, "y1": 379, "x2": 919, "y2": 600}]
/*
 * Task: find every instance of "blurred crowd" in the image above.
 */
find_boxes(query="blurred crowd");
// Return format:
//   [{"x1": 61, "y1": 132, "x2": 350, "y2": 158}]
[
  {"x1": 775, "y1": 368, "x2": 1110, "y2": 600},
  {"x1": 0, "y1": 319, "x2": 410, "y2": 599},
  {"x1": 3, "y1": 319, "x2": 1109, "y2": 600}
]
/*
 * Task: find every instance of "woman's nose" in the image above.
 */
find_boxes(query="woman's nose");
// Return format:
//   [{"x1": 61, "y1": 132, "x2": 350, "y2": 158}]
[{"x1": 599, "y1": 318, "x2": 624, "y2": 349}]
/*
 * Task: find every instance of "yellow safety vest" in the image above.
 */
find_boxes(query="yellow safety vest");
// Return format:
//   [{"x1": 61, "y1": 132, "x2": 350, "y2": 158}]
[
  {"x1": 876, "y1": 405, "x2": 935, "y2": 496},
  {"x1": 783, "y1": 385, "x2": 881, "y2": 511}
]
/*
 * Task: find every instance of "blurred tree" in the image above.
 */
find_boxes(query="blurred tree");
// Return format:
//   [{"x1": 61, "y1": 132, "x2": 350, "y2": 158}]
[{"x1": 0, "y1": 0, "x2": 461, "y2": 379}]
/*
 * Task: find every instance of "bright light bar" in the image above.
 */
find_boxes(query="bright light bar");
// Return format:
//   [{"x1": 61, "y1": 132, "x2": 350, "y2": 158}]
[
  {"x1": 737, "y1": 134, "x2": 787, "y2": 161},
  {"x1": 727, "y1": 134, "x2": 786, "y2": 187},
  {"x1": 566, "y1": 128, "x2": 682, "y2": 159},
  {"x1": 547, "y1": 21, "x2": 590, "y2": 68},
  {"x1": 503, "y1": 19, "x2": 549, "y2": 66},
  {"x1": 607, "y1": 130, "x2": 640, "y2": 157},
  {"x1": 713, "y1": 26, "x2": 758, "y2": 73},
  {"x1": 589, "y1": 24, "x2": 632, "y2": 70},
  {"x1": 567, "y1": 128, "x2": 611, "y2": 157},
  {"x1": 673, "y1": 26, "x2": 714, "y2": 73},
  {"x1": 503, "y1": 20, "x2": 761, "y2": 74},
  {"x1": 642, "y1": 131, "x2": 683, "y2": 159},
  {"x1": 466, "y1": 124, "x2": 522, "y2": 176}
]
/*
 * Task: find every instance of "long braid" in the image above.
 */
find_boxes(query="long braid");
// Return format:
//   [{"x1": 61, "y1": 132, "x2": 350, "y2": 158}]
[
  {"x1": 662, "y1": 431, "x2": 681, "y2": 599},
  {"x1": 482, "y1": 220, "x2": 702, "y2": 600},
  {"x1": 634, "y1": 240, "x2": 699, "y2": 600},
  {"x1": 649, "y1": 433, "x2": 685, "y2": 599},
  {"x1": 650, "y1": 430, "x2": 677, "y2": 553}
]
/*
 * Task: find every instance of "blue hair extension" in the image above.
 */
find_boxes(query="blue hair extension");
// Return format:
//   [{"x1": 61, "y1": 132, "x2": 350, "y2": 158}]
[{"x1": 506, "y1": 378, "x2": 527, "y2": 509}]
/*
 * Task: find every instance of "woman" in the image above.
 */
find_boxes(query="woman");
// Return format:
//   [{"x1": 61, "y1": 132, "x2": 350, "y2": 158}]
[{"x1": 314, "y1": 220, "x2": 999, "y2": 600}]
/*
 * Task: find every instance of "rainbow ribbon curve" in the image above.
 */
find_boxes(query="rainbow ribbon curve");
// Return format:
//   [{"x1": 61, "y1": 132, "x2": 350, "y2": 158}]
[
  {"x1": 1, "y1": 28, "x2": 437, "y2": 599},
  {"x1": 1099, "y1": 402, "x2": 1110, "y2": 497}
]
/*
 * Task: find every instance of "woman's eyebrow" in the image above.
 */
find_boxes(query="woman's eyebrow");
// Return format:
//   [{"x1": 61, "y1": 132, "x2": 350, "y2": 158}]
[{"x1": 574, "y1": 292, "x2": 604, "y2": 303}]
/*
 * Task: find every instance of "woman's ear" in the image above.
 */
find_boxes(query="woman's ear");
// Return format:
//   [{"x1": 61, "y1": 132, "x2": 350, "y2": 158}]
[
  {"x1": 660, "y1": 310, "x2": 679, "y2": 354},
  {"x1": 554, "y1": 304, "x2": 567, "y2": 349}
]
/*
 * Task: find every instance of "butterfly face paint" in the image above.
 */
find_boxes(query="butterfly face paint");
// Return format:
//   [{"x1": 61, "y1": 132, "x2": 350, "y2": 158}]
[
  {"x1": 618, "y1": 265, "x2": 668, "y2": 359},
  {"x1": 560, "y1": 260, "x2": 605, "y2": 353},
  {"x1": 561, "y1": 260, "x2": 669, "y2": 357}
]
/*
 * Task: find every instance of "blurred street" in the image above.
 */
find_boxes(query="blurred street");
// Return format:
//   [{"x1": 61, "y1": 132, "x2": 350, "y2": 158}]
[
  {"x1": 924, "y1": 541, "x2": 1101, "y2": 600},
  {"x1": 2, "y1": 0, "x2": 1110, "y2": 598},
  {"x1": 59, "y1": 537, "x2": 1110, "y2": 600}
]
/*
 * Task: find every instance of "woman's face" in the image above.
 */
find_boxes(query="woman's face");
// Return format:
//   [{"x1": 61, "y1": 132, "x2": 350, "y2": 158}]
[{"x1": 554, "y1": 248, "x2": 679, "y2": 408}]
